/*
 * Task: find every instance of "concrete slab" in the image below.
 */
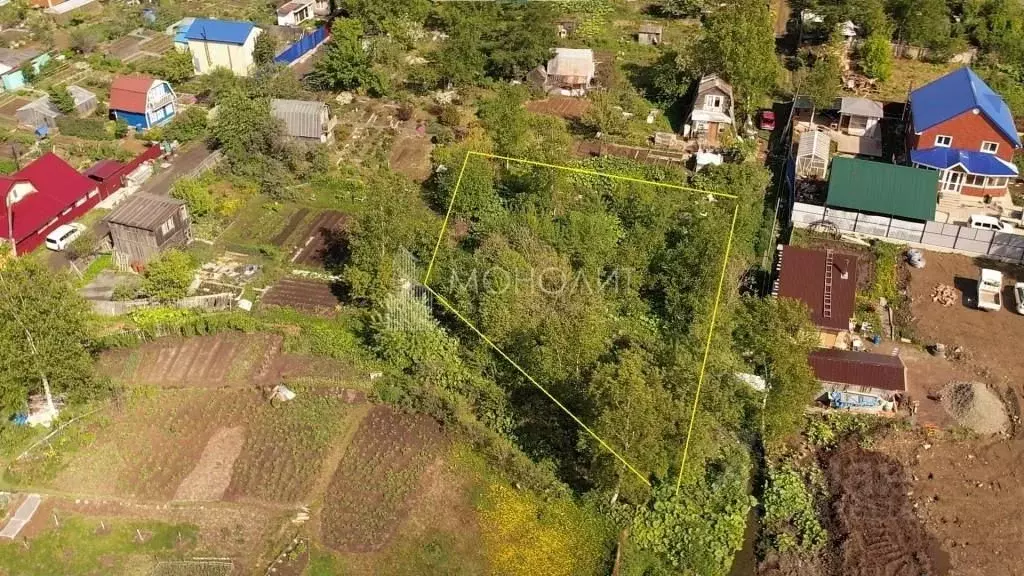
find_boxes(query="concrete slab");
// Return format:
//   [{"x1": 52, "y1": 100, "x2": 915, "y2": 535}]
[{"x1": 0, "y1": 494, "x2": 41, "y2": 539}]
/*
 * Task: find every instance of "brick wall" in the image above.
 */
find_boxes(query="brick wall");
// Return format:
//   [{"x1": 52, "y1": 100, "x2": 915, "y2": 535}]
[{"x1": 910, "y1": 110, "x2": 1016, "y2": 161}]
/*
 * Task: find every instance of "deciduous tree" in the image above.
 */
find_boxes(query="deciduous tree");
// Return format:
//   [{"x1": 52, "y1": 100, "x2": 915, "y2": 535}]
[
  {"x1": 142, "y1": 249, "x2": 196, "y2": 303},
  {"x1": 306, "y1": 18, "x2": 385, "y2": 95},
  {"x1": 0, "y1": 259, "x2": 98, "y2": 413},
  {"x1": 700, "y1": 0, "x2": 780, "y2": 115}
]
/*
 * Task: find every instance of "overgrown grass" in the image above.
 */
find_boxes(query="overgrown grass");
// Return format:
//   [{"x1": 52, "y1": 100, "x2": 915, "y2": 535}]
[
  {"x1": 77, "y1": 253, "x2": 113, "y2": 287},
  {"x1": 762, "y1": 460, "x2": 827, "y2": 554},
  {"x1": 0, "y1": 516, "x2": 198, "y2": 576}
]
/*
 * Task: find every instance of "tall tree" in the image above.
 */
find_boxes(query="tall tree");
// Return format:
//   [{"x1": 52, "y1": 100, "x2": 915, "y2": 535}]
[
  {"x1": 0, "y1": 259, "x2": 97, "y2": 413},
  {"x1": 209, "y1": 88, "x2": 280, "y2": 163},
  {"x1": 342, "y1": 0, "x2": 429, "y2": 35},
  {"x1": 890, "y1": 0, "x2": 954, "y2": 53},
  {"x1": 700, "y1": 0, "x2": 780, "y2": 116},
  {"x1": 802, "y1": 39, "x2": 842, "y2": 125},
  {"x1": 733, "y1": 297, "x2": 819, "y2": 442},
  {"x1": 252, "y1": 32, "x2": 279, "y2": 66},
  {"x1": 587, "y1": 347, "x2": 677, "y2": 503},
  {"x1": 860, "y1": 30, "x2": 893, "y2": 80},
  {"x1": 307, "y1": 18, "x2": 384, "y2": 95}
]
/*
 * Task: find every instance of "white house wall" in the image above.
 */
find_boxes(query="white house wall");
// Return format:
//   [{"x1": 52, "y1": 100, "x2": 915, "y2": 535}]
[{"x1": 187, "y1": 29, "x2": 261, "y2": 76}]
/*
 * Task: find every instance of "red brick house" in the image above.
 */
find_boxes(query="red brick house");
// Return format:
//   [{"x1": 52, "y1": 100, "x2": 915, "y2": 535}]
[
  {"x1": 907, "y1": 67, "x2": 1021, "y2": 198},
  {"x1": 1, "y1": 153, "x2": 100, "y2": 255}
]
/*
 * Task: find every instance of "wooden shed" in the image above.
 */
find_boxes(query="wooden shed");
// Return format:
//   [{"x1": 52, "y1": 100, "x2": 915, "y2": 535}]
[
  {"x1": 637, "y1": 23, "x2": 663, "y2": 45},
  {"x1": 105, "y1": 193, "x2": 190, "y2": 267}
]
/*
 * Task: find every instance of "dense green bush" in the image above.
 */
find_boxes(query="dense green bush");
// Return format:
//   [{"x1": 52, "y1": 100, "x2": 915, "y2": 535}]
[
  {"x1": 762, "y1": 462, "x2": 827, "y2": 554},
  {"x1": 56, "y1": 117, "x2": 113, "y2": 140}
]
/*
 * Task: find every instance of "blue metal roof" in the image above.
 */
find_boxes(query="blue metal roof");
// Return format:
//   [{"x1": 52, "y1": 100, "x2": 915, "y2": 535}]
[
  {"x1": 909, "y1": 67, "x2": 1021, "y2": 148},
  {"x1": 910, "y1": 147, "x2": 1019, "y2": 176},
  {"x1": 183, "y1": 19, "x2": 256, "y2": 45}
]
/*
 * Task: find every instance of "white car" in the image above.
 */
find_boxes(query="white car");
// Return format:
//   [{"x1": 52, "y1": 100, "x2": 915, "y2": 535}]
[
  {"x1": 968, "y1": 214, "x2": 1014, "y2": 233},
  {"x1": 1015, "y1": 282, "x2": 1024, "y2": 315},
  {"x1": 44, "y1": 223, "x2": 86, "y2": 251}
]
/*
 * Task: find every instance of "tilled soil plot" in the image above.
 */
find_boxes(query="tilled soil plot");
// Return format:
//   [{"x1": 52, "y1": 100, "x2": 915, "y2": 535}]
[
  {"x1": 261, "y1": 278, "x2": 342, "y2": 316},
  {"x1": 321, "y1": 406, "x2": 444, "y2": 553},
  {"x1": 826, "y1": 445, "x2": 945, "y2": 576},
  {"x1": 292, "y1": 211, "x2": 350, "y2": 268},
  {"x1": 123, "y1": 333, "x2": 283, "y2": 387}
]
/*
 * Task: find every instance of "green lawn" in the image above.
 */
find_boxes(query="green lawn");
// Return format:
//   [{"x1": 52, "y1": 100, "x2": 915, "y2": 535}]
[{"x1": 0, "y1": 516, "x2": 199, "y2": 576}]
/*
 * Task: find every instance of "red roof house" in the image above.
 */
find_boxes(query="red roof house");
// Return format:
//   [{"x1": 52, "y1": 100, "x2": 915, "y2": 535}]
[
  {"x1": 109, "y1": 74, "x2": 177, "y2": 130},
  {"x1": 0, "y1": 152, "x2": 100, "y2": 255}
]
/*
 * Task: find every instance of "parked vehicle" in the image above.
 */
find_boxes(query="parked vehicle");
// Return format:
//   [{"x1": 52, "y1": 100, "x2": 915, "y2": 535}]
[
  {"x1": 43, "y1": 223, "x2": 85, "y2": 252},
  {"x1": 1015, "y1": 282, "x2": 1024, "y2": 315},
  {"x1": 977, "y1": 268, "x2": 1004, "y2": 311},
  {"x1": 758, "y1": 110, "x2": 776, "y2": 131},
  {"x1": 968, "y1": 214, "x2": 1014, "y2": 232}
]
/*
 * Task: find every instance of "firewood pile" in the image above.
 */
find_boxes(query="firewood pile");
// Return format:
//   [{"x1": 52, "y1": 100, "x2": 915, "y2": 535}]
[{"x1": 931, "y1": 284, "x2": 957, "y2": 306}]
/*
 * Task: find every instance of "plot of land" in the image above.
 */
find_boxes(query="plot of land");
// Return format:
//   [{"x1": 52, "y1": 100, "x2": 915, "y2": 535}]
[
  {"x1": 526, "y1": 97, "x2": 591, "y2": 120},
  {"x1": 51, "y1": 388, "x2": 363, "y2": 503},
  {"x1": 0, "y1": 96, "x2": 32, "y2": 123},
  {"x1": 262, "y1": 277, "x2": 342, "y2": 315},
  {"x1": 389, "y1": 135, "x2": 432, "y2": 182},
  {"x1": 907, "y1": 250, "x2": 1024, "y2": 397},
  {"x1": 573, "y1": 140, "x2": 686, "y2": 167},
  {"x1": 105, "y1": 332, "x2": 283, "y2": 386},
  {"x1": 291, "y1": 210, "x2": 350, "y2": 268},
  {"x1": 321, "y1": 406, "x2": 445, "y2": 553},
  {"x1": 827, "y1": 444, "x2": 946, "y2": 576},
  {"x1": 271, "y1": 207, "x2": 311, "y2": 247}
]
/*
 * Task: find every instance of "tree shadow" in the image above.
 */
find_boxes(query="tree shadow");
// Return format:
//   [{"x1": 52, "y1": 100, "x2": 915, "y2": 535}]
[{"x1": 317, "y1": 227, "x2": 351, "y2": 275}]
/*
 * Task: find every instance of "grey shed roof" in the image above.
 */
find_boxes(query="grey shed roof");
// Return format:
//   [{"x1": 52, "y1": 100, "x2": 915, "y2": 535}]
[
  {"x1": 546, "y1": 48, "x2": 595, "y2": 79},
  {"x1": 271, "y1": 98, "x2": 328, "y2": 139},
  {"x1": 839, "y1": 96, "x2": 883, "y2": 118},
  {"x1": 0, "y1": 47, "x2": 42, "y2": 69},
  {"x1": 106, "y1": 193, "x2": 184, "y2": 231},
  {"x1": 639, "y1": 23, "x2": 663, "y2": 34}
]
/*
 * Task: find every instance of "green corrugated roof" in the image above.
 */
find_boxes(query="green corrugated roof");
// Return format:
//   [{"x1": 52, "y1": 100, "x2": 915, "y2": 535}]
[{"x1": 826, "y1": 157, "x2": 938, "y2": 221}]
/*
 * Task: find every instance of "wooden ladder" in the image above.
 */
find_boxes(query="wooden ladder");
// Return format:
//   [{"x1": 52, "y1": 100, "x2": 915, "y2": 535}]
[{"x1": 823, "y1": 249, "x2": 834, "y2": 319}]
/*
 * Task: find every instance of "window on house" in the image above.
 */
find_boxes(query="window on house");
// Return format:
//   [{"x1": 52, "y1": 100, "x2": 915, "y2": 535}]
[
  {"x1": 935, "y1": 135, "x2": 953, "y2": 147},
  {"x1": 159, "y1": 218, "x2": 176, "y2": 236},
  {"x1": 74, "y1": 197, "x2": 86, "y2": 207},
  {"x1": 981, "y1": 141, "x2": 999, "y2": 154},
  {"x1": 87, "y1": 190, "x2": 98, "y2": 198},
  {"x1": 988, "y1": 177, "x2": 1008, "y2": 188},
  {"x1": 704, "y1": 95, "x2": 723, "y2": 110}
]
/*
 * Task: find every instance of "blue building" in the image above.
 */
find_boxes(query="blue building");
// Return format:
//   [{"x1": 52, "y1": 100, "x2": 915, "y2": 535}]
[{"x1": 108, "y1": 74, "x2": 176, "y2": 130}]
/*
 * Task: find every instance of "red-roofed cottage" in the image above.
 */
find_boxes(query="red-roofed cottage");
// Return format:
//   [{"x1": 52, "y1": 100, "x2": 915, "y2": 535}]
[
  {"x1": 1, "y1": 152, "x2": 100, "y2": 255},
  {"x1": 109, "y1": 74, "x2": 176, "y2": 130}
]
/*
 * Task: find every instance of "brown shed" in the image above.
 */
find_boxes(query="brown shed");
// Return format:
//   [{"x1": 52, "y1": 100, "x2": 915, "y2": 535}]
[
  {"x1": 809, "y1": 349, "x2": 907, "y2": 411},
  {"x1": 105, "y1": 193, "x2": 191, "y2": 267},
  {"x1": 774, "y1": 245, "x2": 857, "y2": 333}
]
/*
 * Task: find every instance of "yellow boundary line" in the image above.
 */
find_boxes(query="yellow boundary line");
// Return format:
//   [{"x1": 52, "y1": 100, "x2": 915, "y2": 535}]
[
  {"x1": 674, "y1": 203, "x2": 740, "y2": 492},
  {"x1": 422, "y1": 151, "x2": 738, "y2": 492}
]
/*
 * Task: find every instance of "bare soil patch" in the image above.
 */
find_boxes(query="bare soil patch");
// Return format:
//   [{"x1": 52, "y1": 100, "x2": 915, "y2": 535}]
[
  {"x1": 877, "y1": 431, "x2": 1024, "y2": 576},
  {"x1": 113, "y1": 333, "x2": 283, "y2": 387},
  {"x1": 321, "y1": 406, "x2": 445, "y2": 553},
  {"x1": 908, "y1": 251, "x2": 1024, "y2": 398},
  {"x1": 261, "y1": 278, "x2": 342, "y2": 316},
  {"x1": 174, "y1": 426, "x2": 247, "y2": 502},
  {"x1": 825, "y1": 444, "x2": 946, "y2": 576},
  {"x1": 291, "y1": 211, "x2": 350, "y2": 269},
  {"x1": 389, "y1": 135, "x2": 432, "y2": 182},
  {"x1": 526, "y1": 97, "x2": 591, "y2": 119}
]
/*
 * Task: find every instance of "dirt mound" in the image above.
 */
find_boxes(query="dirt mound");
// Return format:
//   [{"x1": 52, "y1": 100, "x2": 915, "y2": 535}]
[
  {"x1": 940, "y1": 382, "x2": 1008, "y2": 435},
  {"x1": 826, "y1": 445, "x2": 945, "y2": 576}
]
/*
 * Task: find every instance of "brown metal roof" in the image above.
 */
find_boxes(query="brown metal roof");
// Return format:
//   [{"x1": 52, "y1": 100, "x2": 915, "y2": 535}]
[
  {"x1": 776, "y1": 245, "x2": 858, "y2": 331},
  {"x1": 105, "y1": 193, "x2": 183, "y2": 232},
  {"x1": 809, "y1": 349, "x2": 906, "y2": 392}
]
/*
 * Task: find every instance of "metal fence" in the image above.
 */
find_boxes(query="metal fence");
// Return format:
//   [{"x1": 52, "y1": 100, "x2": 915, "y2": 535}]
[
  {"x1": 274, "y1": 26, "x2": 330, "y2": 66},
  {"x1": 792, "y1": 201, "x2": 1024, "y2": 263}
]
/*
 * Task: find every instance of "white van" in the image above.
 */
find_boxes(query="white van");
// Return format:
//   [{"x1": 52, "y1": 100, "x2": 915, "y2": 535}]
[
  {"x1": 44, "y1": 223, "x2": 85, "y2": 251},
  {"x1": 968, "y1": 214, "x2": 1013, "y2": 233}
]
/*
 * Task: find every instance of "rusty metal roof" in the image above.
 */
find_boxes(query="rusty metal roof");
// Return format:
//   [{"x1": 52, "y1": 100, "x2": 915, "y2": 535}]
[
  {"x1": 776, "y1": 245, "x2": 858, "y2": 331},
  {"x1": 809, "y1": 349, "x2": 906, "y2": 392}
]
